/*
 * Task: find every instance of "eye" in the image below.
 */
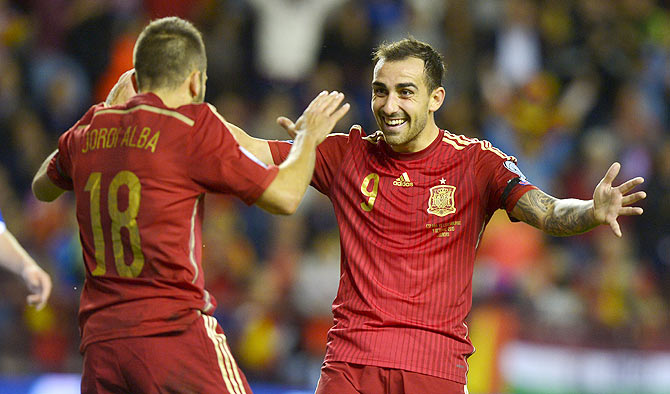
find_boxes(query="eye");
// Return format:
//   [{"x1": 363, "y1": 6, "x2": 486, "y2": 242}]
[
  {"x1": 400, "y1": 89, "x2": 413, "y2": 97},
  {"x1": 373, "y1": 87, "x2": 387, "y2": 97}
]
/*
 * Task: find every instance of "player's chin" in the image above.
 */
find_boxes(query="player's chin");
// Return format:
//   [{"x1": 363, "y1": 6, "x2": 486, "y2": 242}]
[{"x1": 381, "y1": 132, "x2": 406, "y2": 146}]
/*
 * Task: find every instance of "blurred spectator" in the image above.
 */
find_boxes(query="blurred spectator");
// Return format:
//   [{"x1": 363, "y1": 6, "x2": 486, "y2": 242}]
[
  {"x1": 246, "y1": 0, "x2": 345, "y2": 88},
  {"x1": 0, "y1": 0, "x2": 669, "y2": 388}
]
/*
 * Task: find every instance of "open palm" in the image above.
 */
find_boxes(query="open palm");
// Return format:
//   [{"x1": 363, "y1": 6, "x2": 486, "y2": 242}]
[{"x1": 593, "y1": 162, "x2": 646, "y2": 237}]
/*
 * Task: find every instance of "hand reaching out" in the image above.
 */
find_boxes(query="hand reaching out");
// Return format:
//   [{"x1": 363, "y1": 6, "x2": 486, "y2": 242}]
[
  {"x1": 276, "y1": 116, "x2": 298, "y2": 139},
  {"x1": 105, "y1": 69, "x2": 137, "y2": 107},
  {"x1": 277, "y1": 91, "x2": 349, "y2": 143},
  {"x1": 22, "y1": 264, "x2": 52, "y2": 311},
  {"x1": 593, "y1": 162, "x2": 646, "y2": 237}
]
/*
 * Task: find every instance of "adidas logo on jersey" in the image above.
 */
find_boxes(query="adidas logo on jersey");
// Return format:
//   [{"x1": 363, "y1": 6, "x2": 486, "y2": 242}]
[{"x1": 393, "y1": 172, "x2": 414, "y2": 187}]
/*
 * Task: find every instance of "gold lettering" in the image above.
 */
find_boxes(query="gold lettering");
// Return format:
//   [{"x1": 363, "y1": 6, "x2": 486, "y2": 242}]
[
  {"x1": 82, "y1": 131, "x2": 89, "y2": 153},
  {"x1": 89, "y1": 129, "x2": 98, "y2": 152},
  {"x1": 97, "y1": 128, "x2": 108, "y2": 150},
  {"x1": 145, "y1": 131, "x2": 159, "y2": 153},
  {"x1": 136, "y1": 127, "x2": 151, "y2": 148},
  {"x1": 119, "y1": 126, "x2": 130, "y2": 147},
  {"x1": 120, "y1": 127, "x2": 130, "y2": 147},
  {"x1": 106, "y1": 128, "x2": 117, "y2": 148},
  {"x1": 128, "y1": 126, "x2": 138, "y2": 148}
]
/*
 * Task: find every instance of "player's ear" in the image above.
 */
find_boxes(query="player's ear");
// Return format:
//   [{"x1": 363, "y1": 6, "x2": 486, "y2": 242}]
[
  {"x1": 429, "y1": 86, "x2": 445, "y2": 113},
  {"x1": 188, "y1": 70, "x2": 201, "y2": 99}
]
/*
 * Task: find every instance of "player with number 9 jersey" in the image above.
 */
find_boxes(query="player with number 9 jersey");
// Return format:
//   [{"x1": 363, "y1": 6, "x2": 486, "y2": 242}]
[{"x1": 268, "y1": 125, "x2": 536, "y2": 385}]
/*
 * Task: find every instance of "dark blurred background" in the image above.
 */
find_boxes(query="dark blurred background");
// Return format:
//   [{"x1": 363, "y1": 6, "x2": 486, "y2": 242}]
[{"x1": 0, "y1": 0, "x2": 669, "y2": 393}]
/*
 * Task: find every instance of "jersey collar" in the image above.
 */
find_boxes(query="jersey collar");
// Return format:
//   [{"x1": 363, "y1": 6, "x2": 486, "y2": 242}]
[{"x1": 381, "y1": 128, "x2": 444, "y2": 161}]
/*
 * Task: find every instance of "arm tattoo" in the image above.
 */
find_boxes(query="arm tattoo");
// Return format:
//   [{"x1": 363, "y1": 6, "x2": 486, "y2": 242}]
[{"x1": 514, "y1": 190, "x2": 597, "y2": 236}]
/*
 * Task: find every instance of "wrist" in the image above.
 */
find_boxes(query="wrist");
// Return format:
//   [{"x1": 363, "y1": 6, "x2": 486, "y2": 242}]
[
  {"x1": 294, "y1": 130, "x2": 319, "y2": 147},
  {"x1": 589, "y1": 200, "x2": 601, "y2": 225},
  {"x1": 20, "y1": 262, "x2": 38, "y2": 278}
]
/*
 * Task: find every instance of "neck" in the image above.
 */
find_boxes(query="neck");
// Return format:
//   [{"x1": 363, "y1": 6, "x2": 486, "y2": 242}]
[{"x1": 141, "y1": 85, "x2": 193, "y2": 108}]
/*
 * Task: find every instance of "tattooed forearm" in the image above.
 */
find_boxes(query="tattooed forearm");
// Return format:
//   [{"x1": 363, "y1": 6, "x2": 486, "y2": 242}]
[
  {"x1": 513, "y1": 190, "x2": 553, "y2": 229},
  {"x1": 513, "y1": 190, "x2": 597, "y2": 236}
]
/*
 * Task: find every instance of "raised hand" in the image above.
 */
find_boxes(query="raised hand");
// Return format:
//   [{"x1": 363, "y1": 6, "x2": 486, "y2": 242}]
[
  {"x1": 276, "y1": 116, "x2": 298, "y2": 139},
  {"x1": 277, "y1": 91, "x2": 349, "y2": 143},
  {"x1": 593, "y1": 162, "x2": 646, "y2": 237},
  {"x1": 22, "y1": 264, "x2": 52, "y2": 311},
  {"x1": 105, "y1": 69, "x2": 137, "y2": 107}
]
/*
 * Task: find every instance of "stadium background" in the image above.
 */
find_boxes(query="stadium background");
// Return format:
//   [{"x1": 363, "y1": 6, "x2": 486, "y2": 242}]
[{"x1": 0, "y1": 0, "x2": 669, "y2": 393}]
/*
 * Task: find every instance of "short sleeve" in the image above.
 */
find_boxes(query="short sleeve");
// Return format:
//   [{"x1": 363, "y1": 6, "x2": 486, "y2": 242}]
[
  {"x1": 188, "y1": 107, "x2": 279, "y2": 205},
  {"x1": 473, "y1": 141, "x2": 537, "y2": 218},
  {"x1": 268, "y1": 132, "x2": 349, "y2": 196},
  {"x1": 47, "y1": 104, "x2": 101, "y2": 191}
]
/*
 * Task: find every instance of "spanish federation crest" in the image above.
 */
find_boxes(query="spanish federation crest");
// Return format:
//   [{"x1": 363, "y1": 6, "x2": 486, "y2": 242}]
[{"x1": 427, "y1": 185, "x2": 456, "y2": 217}]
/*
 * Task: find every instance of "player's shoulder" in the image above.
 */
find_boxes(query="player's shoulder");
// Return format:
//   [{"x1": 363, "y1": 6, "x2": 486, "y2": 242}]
[
  {"x1": 82, "y1": 102, "x2": 107, "y2": 123},
  {"x1": 94, "y1": 93, "x2": 198, "y2": 128},
  {"x1": 441, "y1": 130, "x2": 515, "y2": 161},
  {"x1": 344, "y1": 125, "x2": 385, "y2": 146}
]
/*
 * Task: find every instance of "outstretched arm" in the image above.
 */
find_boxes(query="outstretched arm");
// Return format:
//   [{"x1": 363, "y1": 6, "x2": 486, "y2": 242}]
[
  {"x1": 105, "y1": 69, "x2": 137, "y2": 106},
  {"x1": 224, "y1": 121, "x2": 274, "y2": 165},
  {"x1": 511, "y1": 162, "x2": 646, "y2": 237},
  {"x1": 0, "y1": 228, "x2": 52, "y2": 310},
  {"x1": 254, "y1": 91, "x2": 349, "y2": 214},
  {"x1": 32, "y1": 150, "x2": 65, "y2": 202},
  {"x1": 33, "y1": 69, "x2": 137, "y2": 201}
]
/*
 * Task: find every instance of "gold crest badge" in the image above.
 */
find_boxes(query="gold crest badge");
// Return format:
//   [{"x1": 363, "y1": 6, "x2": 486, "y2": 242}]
[{"x1": 427, "y1": 185, "x2": 456, "y2": 217}]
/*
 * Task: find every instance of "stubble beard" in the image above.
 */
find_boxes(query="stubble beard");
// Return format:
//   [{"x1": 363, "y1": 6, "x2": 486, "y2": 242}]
[{"x1": 378, "y1": 111, "x2": 428, "y2": 149}]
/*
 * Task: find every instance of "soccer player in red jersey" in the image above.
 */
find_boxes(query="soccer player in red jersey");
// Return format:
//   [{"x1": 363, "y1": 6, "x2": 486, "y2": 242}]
[
  {"x1": 0, "y1": 207, "x2": 52, "y2": 310},
  {"x1": 31, "y1": 17, "x2": 349, "y2": 394},
  {"x1": 230, "y1": 38, "x2": 646, "y2": 393}
]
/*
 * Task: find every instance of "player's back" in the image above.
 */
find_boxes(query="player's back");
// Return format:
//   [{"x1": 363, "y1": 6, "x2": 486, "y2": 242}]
[{"x1": 61, "y1": 93, "x2": 216, "y2": 351}]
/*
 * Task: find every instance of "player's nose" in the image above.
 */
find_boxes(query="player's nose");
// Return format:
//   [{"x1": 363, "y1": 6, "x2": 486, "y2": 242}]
[{"x1": 380, "y1": 94, "x2": 400, "y2": 115}]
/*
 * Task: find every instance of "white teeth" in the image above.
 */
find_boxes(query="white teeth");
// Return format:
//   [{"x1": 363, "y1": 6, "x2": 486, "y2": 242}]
[{"x1": 386, "y1": 119, "x2": 406, "y2": 126}]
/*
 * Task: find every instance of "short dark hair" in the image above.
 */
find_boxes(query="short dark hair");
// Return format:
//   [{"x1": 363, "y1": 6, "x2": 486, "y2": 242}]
[
  {"x1": 372, "y1": 38, "x2": 445, "y2": 92},
  {"x1": 133, "y1": 17, "x2": 206, "y2": 91}
]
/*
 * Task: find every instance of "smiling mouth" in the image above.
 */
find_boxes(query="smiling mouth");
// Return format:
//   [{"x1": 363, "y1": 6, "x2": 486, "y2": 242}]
[{"x1": 384, "y1": 118, "x2": 407, "y2": 127}]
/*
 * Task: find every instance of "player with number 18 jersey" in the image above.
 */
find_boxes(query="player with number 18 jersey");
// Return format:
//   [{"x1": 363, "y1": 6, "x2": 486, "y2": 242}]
[{"x1": 47, "y1": 92, "x2": 278, "y2": 355}]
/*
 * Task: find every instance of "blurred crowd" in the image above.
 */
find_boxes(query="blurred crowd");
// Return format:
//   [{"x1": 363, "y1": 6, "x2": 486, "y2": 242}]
[{"x1": 0, "y1": 0, "x2": 669, "y2": 389}]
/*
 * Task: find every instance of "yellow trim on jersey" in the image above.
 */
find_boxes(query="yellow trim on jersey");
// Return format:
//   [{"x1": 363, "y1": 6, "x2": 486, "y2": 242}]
[
  {"x1": 478, "y1": 139, "x2": 516, "y2": 160},
  {"x1": 203, "y1": 315, "x2": 246, "y2": 394},
  {"x1": 189, "y1": 196, "x2": 201, "y2": 284},
  {"x1": 96, "y1": 105, "x2": 195, "y2": 127},
  {"x1": 442, "y1": 137, "x2": 466, "y2": 150},
  {"x1": 451, "y1": 133, "x2": 475, "y2": 145},
  {"x1": 442, "y1": 132, "x2": 468, "y2": 149},
  {"x1": 442, "y1": 131, "x2": 516, "y2": 160}
]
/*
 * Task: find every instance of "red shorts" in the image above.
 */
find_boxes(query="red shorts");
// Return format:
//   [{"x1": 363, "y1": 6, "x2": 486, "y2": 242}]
[
  {"x1": 81, "y1": 314, "x2": 252, "y2": 394},
  {"x1": 315, "y1": 362, "x2": 468, "y2": 394}
]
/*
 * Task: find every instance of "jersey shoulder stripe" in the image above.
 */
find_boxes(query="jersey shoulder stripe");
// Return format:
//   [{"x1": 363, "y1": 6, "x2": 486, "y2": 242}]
[
  {"x1": 442, "y1": 131, "x2": 516, "y2": 161},
  {"x1": 96, "y1": 104, "x2": 195, "y2": 127}
]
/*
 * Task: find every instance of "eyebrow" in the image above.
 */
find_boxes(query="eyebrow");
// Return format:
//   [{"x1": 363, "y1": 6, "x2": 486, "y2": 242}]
[{"x1": 372, "y1": 81, "x2": 418, "y2": 90}]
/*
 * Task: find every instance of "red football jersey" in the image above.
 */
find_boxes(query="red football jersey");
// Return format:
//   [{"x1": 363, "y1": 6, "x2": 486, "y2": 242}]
[
  {"x1": 48, "y1": 93, "x2": 279, "y2": 352},
  {"x1": 269, "y1": 126, "x2": 536, "y2": 384}
]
